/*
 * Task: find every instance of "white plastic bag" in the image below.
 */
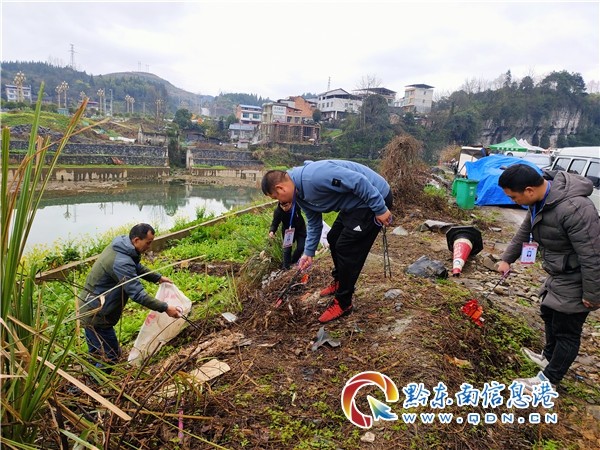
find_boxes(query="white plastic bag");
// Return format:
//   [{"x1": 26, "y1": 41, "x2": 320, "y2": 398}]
[
  {"x1": 320, "y1": 221, "x2": 331, "y2": 248},
  {"x1": 128, "y1": 283, "x2": 192, "y2": 366}
]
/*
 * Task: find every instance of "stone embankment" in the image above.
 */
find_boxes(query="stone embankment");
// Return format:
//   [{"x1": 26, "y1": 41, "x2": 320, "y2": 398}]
[
  {"x1": 8, "y1": 140, "x2": 168, "y2": 166},
  {"x1": 186, "y1": 147, "x2": 264, "y2": 169}
]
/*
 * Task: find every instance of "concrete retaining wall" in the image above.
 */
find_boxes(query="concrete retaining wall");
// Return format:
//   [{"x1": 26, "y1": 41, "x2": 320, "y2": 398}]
[
  {"x1": 189, "y1": 167, "x2": 264, "y2": 186},
  {"x1": 8, "y1": 141, "x2": 168, "y2": 166},
  {"x1": 186, "y1": 147, "x2": 263, "y2": 169},
  {"x1": 4, "y1": 166, "x2": 169, "y2": 183}
]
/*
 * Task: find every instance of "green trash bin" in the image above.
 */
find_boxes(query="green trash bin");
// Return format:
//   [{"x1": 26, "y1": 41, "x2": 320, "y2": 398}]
[
  {"x1": 455, "y1": 178, "x2": 478, "y2": 209},
  {"x1": 451, "y1": 177, "x2": 463, "y2": 197}
]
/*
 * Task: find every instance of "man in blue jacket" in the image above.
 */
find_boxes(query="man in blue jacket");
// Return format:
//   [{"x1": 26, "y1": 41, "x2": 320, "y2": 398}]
[
  {"x1": 78, "y1": 223, "x2": 181, "y2": 370},
  {"x1": 261, "y1": 160, "x2": 393, "y2": 323}
]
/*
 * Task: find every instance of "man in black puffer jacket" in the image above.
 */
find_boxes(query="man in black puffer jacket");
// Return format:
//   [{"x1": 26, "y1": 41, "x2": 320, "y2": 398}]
[
  {"x1": 268, "y1": 201, "x2": 306, "y2": 269},
  {"x1": 78, "y1": 223, "x2": 181, "y2": 370},
  {"x1": 497, "y1": 164, "x2": 600, "y2": 392}
]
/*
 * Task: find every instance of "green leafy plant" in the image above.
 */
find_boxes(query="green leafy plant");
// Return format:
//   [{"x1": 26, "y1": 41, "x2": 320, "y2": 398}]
[
  {"x1": 424, "y1": 184, "x2": 446, "y2": 199},
  {"x1": 0, "y1": 86, "x2": 121, "y2": 447}
]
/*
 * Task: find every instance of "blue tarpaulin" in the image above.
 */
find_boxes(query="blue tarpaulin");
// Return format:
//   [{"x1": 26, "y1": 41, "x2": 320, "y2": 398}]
[{"x1": 464, "y1": 155, "x2": 542, "y2": 206}]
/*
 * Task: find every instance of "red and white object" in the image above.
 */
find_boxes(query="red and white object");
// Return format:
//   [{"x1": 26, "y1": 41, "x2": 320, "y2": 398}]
[{"x1": 452, "y1": 238, "x2": 474, "y2": 276}]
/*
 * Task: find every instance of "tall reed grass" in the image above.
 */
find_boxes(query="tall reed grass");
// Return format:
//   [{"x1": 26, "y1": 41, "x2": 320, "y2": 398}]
[{"x1": 0, "y1": 85, "x2": 111, "y2": 447}]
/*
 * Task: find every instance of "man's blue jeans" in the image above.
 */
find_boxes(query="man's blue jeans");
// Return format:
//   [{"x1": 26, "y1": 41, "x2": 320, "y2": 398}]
[
  {"x1": 540, "y1": 305, "x2": 589, "y2": 384},
  {"x1": 84, "y1": 326, "x2": 121, "y2": 372}
]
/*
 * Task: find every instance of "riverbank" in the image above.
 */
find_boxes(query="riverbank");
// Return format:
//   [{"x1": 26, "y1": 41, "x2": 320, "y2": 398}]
[{"x1": 34, "y1": 168, "x2": 263, "y2": 193}]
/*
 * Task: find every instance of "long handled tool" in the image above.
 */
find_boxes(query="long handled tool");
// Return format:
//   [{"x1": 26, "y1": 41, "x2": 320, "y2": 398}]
[
  {"x1": 274, "y1": 269, "x2": 302, "y2": 309},
  {"x1": 375, "y1": 216, "x2": 392, "y2": 278},
  {"x1": 382, "y1": 226, "x2": 391, "y2": 278},
  {"x1": 176, "y1": 306, "x2": 203, "y2": 333},
  {"x1": 480, "y1": 270, "x2": 511, "y2": 307}
]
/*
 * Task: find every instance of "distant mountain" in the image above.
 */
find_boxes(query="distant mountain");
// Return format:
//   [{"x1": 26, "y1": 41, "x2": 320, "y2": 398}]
[
  {"x1": 100, "y1": 70, "x2": 211, "y2": 113},
  {"x1": 1, "y1": 61, "x2": 212, "y2": 114}
]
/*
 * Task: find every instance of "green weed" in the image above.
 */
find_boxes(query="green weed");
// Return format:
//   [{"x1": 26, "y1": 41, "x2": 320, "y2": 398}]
[{"x1": 424, "y1": 184, "x2": 446, "y2": 199}]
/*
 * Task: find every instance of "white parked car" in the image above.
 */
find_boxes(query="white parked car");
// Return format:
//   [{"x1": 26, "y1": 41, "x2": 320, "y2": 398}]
[
  {"x1": 504, "y1": 151, "x2": 552, "y2": 169},
  {"x1": 550, "y1": 146, "x2": 600, "y2": 215}
]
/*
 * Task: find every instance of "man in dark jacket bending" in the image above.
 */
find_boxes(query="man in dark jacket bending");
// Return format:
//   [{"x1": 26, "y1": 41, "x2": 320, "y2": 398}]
[
  {"x1": 497, "y1": 164, "x2": 600, "y2": 392},
  {"x1": 78, "y1": 223, "x2": 181, "y2": 370}
]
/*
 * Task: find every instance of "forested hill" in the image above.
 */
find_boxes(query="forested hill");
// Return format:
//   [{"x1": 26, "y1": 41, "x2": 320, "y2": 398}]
[
  {"x1": 1, "y1": 62, "x2": 271, "y2": 115},
  {"x1": 430, "y1": 71, "x2": 600, "y2": 149},
  {"x1": 0, "y1": 61, "x2": 207, "y2": 114}
]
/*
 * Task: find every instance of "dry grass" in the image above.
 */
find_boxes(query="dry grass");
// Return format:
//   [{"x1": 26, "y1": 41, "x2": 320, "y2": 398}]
[{"x1": 380, "y1": 134, "x2": 456, "y2": 217}]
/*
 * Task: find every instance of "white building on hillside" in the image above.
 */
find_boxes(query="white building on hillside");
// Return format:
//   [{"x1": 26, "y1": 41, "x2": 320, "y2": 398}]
[
  {"x1": 5, "y1": 84, "x2": 33, "y2": 103},
  {"x1": 396, "y1": 84, "x2": 434, "y2": 114},
  {"x1": 317, "y1": 88, "x2": 362, "y2": 120}
]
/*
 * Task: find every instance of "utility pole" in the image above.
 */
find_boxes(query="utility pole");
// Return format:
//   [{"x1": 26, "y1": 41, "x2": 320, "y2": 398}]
[
  {"x1": 69, "y1": 44, "x2": 76, "y2": 69},
  {"x1": 97, "y1": 89, "x2": 105, "y2": 115}
]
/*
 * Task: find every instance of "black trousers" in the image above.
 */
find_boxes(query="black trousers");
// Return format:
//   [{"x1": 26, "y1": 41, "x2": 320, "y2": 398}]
[
  {"x1": 84, "y1": 326, "x2": 121, "y2": 373},
  {"x1": 540, "y1": 305, "x2": 589, "y2": 384},
  {"x1": 327, "y1": 192, "x2": 393, "y2": 309},
  {"x1": 282, "y1": 229, "x2": 306, "y2": 269}
]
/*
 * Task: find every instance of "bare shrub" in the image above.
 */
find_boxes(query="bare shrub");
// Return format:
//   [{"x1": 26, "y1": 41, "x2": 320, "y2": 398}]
[
  {"x1": 380, "y1": 134, "x2": 461, "y2": 217},
  {"x1": 439, "y1": 144, "x2": 461, "y2": 163},
  {"x1": 380, "y1": 135, "x2": 428, "y2": 205}
]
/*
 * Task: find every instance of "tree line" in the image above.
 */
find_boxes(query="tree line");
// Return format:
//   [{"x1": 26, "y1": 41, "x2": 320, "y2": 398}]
[
  {"x1": 324, "y1": 70, "x2": 599, "y2": 163},
  {"x1": 2, "y1": 62, "x2": 598, "y2": 163}
]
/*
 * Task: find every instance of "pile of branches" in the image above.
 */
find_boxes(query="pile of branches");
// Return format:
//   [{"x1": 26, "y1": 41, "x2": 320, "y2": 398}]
[{"x1": 380, "y1": 134, "x2": 448, "y2": 214}]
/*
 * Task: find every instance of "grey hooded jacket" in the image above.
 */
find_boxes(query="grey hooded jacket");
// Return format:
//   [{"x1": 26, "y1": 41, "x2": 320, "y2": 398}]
[
  {"x1": 78, "y1": 235, "x2": 168, "y2": 328},
  {"x1": 501, "y1": 171, "x2": 600, "y2": 313}
]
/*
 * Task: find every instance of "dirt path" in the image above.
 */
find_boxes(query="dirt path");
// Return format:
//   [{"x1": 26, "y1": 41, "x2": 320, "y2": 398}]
[{"x1": 152, "y1": 204, "x2": 599, "y2": 449}]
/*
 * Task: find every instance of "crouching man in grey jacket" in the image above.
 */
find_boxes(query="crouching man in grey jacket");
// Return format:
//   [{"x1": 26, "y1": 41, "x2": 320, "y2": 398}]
[
  {"x1": 497, "y1": 164, "x2": 600, "y2": 392},
  {"x1": 78, "y1": 223, "x2": 181, "y2": 371}
]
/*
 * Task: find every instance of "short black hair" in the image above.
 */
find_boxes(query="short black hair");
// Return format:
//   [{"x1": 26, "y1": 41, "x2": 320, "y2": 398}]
[
  {"x1": 129, "y1": 223, "x2": 155, "y2": 240},
  {"x1": 498, "y1": 164, "x2": 544, "y2": 192},
  {"x1": 261, "y1": 170, "x2": 288, "y2": 195}
]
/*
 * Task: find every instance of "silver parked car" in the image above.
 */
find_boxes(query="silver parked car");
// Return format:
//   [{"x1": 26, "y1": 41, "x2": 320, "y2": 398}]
[{"x1": 550, "y1": 146, "x2": 600, "y2": 215}]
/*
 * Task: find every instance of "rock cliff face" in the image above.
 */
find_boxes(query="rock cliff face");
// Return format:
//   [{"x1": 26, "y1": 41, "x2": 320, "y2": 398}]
[{"x1": 481, "y1": 107, "x2": 584, "y2": 147}]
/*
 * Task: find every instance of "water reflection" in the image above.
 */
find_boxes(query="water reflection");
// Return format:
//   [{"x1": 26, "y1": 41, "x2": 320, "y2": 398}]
[{"x1": 29, "y1": 181, "x2": 260, "y2": 249}]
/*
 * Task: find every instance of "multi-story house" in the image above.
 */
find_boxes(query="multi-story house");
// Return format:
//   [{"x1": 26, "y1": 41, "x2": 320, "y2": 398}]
[
  {"x1": 5, "y1": 84, "x2": 33, "y2": 103},
  {"x1": 396, "y1": 84, "x2": 434, "y2": 114},
  {"x1": 229, "y1": 123, "x2": 257, "y2": 148},
  {"x1": 353, "y1": 87, "x2": 397, "y2": 106},
  {"x1": 277, "y1": 96, "x2": 317, "y2": 119},
  {"x1": 235, "y1": 104, "x2": 262, "y2": 126},
  {"x1": 316, "y1": 88, "x2": 362, "y2": 120},
  {"x1": 258, "y1": 100, "x2": 320, "y2": 145}
]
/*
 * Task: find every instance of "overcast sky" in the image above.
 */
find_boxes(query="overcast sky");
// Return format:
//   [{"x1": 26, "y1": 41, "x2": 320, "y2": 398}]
[{"x1": 2, "y1": 1, "x2": 599, "y2": 99}]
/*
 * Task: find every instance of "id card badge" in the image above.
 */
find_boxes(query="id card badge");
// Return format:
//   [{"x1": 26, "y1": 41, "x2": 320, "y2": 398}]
[
  {"x1": 520, "y1": 242, "x2": 538, "y2": 264},
  {"x1": 283, "y1": 228, "x2": 295, "y2": 248}
]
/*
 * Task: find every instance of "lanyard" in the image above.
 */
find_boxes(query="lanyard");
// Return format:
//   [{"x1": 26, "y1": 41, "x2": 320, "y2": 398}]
[
  {"x1": 529, "y1": 181, "x2": 551, "y2": 242},
  {"x1": 288, "y1": 193, "x2": 296, "y2": 229}
]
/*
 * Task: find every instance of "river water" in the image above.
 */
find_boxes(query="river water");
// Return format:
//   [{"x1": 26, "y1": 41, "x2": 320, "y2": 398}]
[{"x1": 27, "y1": 181, "x2": 261, "y2": 250}]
